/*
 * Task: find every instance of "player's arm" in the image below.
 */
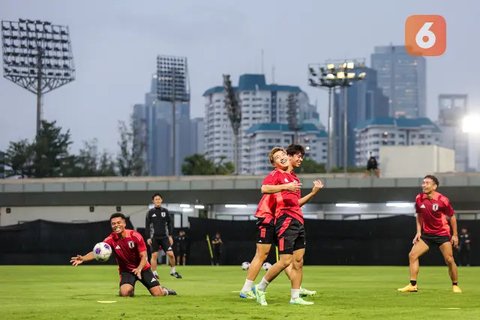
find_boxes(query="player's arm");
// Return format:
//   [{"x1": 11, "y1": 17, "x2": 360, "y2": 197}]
[
  {"x1": 132, "y1": 250, "x2": 148, "y2": 279},
  {"x1": 166, "y1": 210, "x2": 174, "y2": 245},
  {"x1": 449, "y1": 215, "x2": 459, "y2": 248},
  {"x1": 145, "y1": 212, "x2": 152, "y2": 246},
  {"x1": 299, "y1": 179, "x2": 324, "y2": 207},
  {"x1": 70, "y1": 251, "x2": 95, "y2": 266},
  {"x1": 261, "y1": 181, "x2": 301, "y2": 194}
]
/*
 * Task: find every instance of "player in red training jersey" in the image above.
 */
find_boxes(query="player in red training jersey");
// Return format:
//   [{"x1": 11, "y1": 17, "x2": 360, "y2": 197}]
[
  {"x1": 254, "y1": 145, "x2": 324, "y2": 305},
  {"x1": 70, "y1": 213, "x2": 176, "y2": 297},
  {"x1": 398, "y1": 175, "x2": 462, "y2": 293}
]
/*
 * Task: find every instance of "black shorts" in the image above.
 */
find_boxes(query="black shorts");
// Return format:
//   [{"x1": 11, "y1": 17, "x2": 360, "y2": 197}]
[
  {"x1": 255, "y1": 217, "x2": 275, "y2": 244},
  {"x1": 275, "y1": 214, "x2": 306, "y2": 254},
  {"x1": 421, "y1": 234, "x2": 450, "y2": 247},
  {"x1": 151, "y1": 236, "x2": 173, "y2": 253},
  {"x1": 119, "y1": 269, "x2": 159, "y2": 290}
]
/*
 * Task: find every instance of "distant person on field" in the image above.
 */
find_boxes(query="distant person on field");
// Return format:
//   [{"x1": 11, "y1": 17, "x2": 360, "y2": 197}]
[
  {"x1": 175, "y1": 230, "x2": 189, "y2": 266},
  {"x1": 146, "y1": 193, "x2": 182, "y2": 279},
  {"x1": 458, "y1": 228, "x2": 471, "y2": 266},
  {"x1": 70, "y1": 212, "x2": 176, "y2": 297},
  {"x1": 211, "y1": 232, "x2": 223, "y2": 265},
  {"x1": 365, "y1": 152, "x2": 380, "y2": 177},
  {"x1": 398, "y1": 175, "x2": 462, "y2": 293}
]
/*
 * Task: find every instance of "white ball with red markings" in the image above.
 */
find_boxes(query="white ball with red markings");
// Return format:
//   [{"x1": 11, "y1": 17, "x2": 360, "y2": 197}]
[
  {"x1": 241, "y1": 261, "x2": 250, "y2": 270},
  {"x1": 93, "y1": 242, "x2": 112, "y2": 262}
]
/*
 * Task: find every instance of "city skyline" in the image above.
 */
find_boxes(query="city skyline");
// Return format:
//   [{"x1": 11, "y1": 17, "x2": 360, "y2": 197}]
[{"x1": 1, "y1": 0, "x2": 479, "y2": 156}]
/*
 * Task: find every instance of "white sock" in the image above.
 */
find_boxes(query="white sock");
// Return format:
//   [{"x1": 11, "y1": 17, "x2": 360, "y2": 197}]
[
  {"x1": 153, "y1": 270, "x2": 158, "y2": 276},
  {"x1": 170, "y1": 267, "x2": 176, "y2": 274},
  {"x1": 241, "y1": 279, "x2": 254, "y2": 292},
  {"x1": 257, "y1": 277, "x2": 270, "y2": 291},
  {"x1": 291, "y1": 289, "x2": 300, "y2": 300}
]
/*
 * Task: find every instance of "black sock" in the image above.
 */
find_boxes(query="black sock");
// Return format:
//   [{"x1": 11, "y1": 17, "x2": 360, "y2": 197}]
[
  {"x1": 453, "y1": 282, "x2": 458, "y2": 286},
  {"x1": 410, "y1": 280, "x2": 417, "y2": 286}
]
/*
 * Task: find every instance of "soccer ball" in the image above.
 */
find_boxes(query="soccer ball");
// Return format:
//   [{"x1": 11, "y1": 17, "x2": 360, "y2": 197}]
[
  {"x1": 93, "y1": 242, "x2": 112, "y2": 262},
  {"x1": 262, "y1": 262, "x2": 272, "y2": 271},
  {"x1": 241, "y1": 261, "x2": 251, "y2": 270}
]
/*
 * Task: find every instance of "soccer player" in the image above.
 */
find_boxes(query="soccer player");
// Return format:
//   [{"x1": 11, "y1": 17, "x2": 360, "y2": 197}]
[
  {"x1": 239, "y1": 147, "x2": 318, "y2": 300},
  {"x1": 398, "y1": 175, "x2": 462, "y2": 293},
  {"x1": 146, "y1": 193, "x2": 182, "y2": 279},
  {"x1": 70, "y1": 213, "x2": 176, "y2": 297},
  {"x1": 175, "y1": 230, "x2": 188, "y2": 266},
  {"x1": 254, "y1": 145, "x2": 324, "y2": 305}
]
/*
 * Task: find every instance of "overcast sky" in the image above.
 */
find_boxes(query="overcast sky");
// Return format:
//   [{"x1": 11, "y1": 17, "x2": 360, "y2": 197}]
[{"x1": 1, "y1": 0, "x2": 479, "y2": 156}]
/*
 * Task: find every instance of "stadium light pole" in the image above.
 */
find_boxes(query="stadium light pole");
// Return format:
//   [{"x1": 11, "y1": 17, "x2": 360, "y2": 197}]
[
  {"x1": 1, "y1": 18, "x2": 75, "y2": 136},
  {"x1": 157, "y1": 55, "x2": 190, "y2": 176},
  {"x1": 308, "y1": 60, "x2": 366, "y2": 172},
  {"x1": 223, "y1": 74, "x2": 241, "y2": 174}
]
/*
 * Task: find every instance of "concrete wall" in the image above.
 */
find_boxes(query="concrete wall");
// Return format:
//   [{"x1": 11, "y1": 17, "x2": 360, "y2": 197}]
[{"x1": 380, "y1": 145, "x2": 455, "y2": 178}]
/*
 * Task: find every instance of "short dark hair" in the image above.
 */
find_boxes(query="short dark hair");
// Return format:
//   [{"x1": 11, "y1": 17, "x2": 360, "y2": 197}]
[
  {"x1": 152, "y1": 193, "x2": 163, "y2": 200},
  {"x1": 424, "y1": 175, "x2": 439, "y2": 187},
  {"x1": 110, "y1": 212, "x2": 126, "y2": 221},
  {"x1": 286, "y1": 144, "x2": 305, "y2": 157}
]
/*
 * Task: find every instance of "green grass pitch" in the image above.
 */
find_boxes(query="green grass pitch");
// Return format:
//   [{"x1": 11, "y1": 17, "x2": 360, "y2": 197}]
[{"x1": 0, "y1": 265, "x2": 479, "y2": 319}]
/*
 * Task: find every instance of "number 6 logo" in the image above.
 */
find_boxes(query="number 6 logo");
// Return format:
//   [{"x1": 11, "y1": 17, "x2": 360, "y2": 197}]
[{"x1": 405, "y1": 15, "x2": 446, "y2": 56}]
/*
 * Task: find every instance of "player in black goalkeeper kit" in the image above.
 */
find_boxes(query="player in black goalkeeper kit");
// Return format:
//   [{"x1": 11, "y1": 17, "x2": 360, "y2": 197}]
[{"x1": 146, "y1": 193, "x2": 182, "y2": 279}]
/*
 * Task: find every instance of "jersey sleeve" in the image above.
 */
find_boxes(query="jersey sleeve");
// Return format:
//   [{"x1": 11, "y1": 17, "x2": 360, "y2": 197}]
[
  {"x1": 441, "y1": 196, "x2": 455, "y2": 217},
  {"x1": 132, "y1": 231, "x2": 147, "y2": 253},
  {"x1": 165, "y1": 208, "x2": 173, "y2": 235},
  {"x1": 103, "y1": 235, "x2": 114, "y2": 248},
  {"x1": 262, "y1": 171, "x2": 280, "y2": 185},
  {"x1": 414, "y1": 194, "x2": 421, "y2": 213}
]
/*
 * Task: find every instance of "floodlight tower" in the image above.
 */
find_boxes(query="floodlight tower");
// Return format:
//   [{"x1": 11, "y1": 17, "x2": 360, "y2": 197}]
[
  {"x1": 308, "y1": 59, "x2": 366, "y2": 172},
  {"x1": 223, "y1": 74, "x2": 241, "y2": 174},
  {"x1": 156, "y1": 55, "x2": 190, "y2": 176},
  {"x1": 1, "y1": 19, "x2": 75, "y2": 136}
]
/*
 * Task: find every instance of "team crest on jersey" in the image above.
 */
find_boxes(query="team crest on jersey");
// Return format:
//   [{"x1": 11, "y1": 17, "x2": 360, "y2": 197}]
[
  {"x1": 284, "y1": 178, "x2": 289, "y2": 183},
  {"x1": 128, "y1": 241, "x2": 135, "y2": 249},
  {"x1": 161, "y1": 211, "x2": 166, "y2": 217},
  {"x1": 432, "y1": 203, "x2": 439, "y2": 211}
]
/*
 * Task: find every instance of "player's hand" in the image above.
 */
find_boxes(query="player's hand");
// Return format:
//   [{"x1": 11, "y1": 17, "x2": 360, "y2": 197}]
[
  {"x1": 311, "y1": 179, "x2": 324, "y2": 193},
  {"x1": 286, "y1": 181, "x2": 302, "y2": 191},
  {"x1": 451, "y1": 235, "x2": 459, "y2": 248},
  {"x1": 412, "y1": 233, "x2": 421, "y2": 244},
  {"x1": 132, "y1": 267, "x2": 142, "y2": 279},
  {"x1": 70, "y1": 255, "x2": 83, "y2": 266},
  {"x1": 147, "y1": 238, "x2": 152, "y2": 246}
]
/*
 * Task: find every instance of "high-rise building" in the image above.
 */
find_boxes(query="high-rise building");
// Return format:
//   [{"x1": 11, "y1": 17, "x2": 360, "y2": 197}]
[
  {"x1": 355, "y1": 117, "x2": 441, "y2": 167},
  {"x1": 437, "y1": 94, "x2": 469, "y2": 171},
  {"x1": 133, "y1": 74, "x2": 194, "y2": 176},
  {"x1": 203, "y1": 74, "x2": 321, "y2": 174},
  {"x1": 371, "y1": 45, "x2": 426, "y2": 118},
  {"x1": 333, "y1": 67, "x2": 389, "y2": 167}
]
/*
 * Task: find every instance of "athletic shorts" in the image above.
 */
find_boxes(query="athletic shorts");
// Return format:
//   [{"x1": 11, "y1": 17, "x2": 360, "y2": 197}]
[
  {"x1": 255, "y1": 217, "x2": 275, "y2": 244},
  {"x1": 119, "y1": 269, "x2": 159, "y2": 290},
  {"x1": 151, "y1": 236, "x2": 173, "y2": 252},
  {"x1": 421, "y1": 233, "x2": 450, "y2": 247},
  {"x1": 275, "y1": 214, "x2": 306, "y2": 254}
]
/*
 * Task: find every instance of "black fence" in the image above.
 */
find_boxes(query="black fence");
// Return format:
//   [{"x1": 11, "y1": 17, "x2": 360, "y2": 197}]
[{"x1": 0, "y1": 216, "x2": 477, "y2": 266}]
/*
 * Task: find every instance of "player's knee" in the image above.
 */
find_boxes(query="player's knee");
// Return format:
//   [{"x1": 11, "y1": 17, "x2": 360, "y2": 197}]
[
  {"x1": 119, "y1": 288, "x2": 134, "y2": 297},
  {"x1": 408, "y1": 251, "x2": 418, "y2": 261},
  {"x1": 444, "y1": 255, "x2": 455, "y2": 265}
]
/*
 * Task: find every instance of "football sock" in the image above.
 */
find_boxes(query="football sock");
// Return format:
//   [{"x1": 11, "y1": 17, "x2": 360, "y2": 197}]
[
  {"x1": 171, "y1": 267, "x2": 176, "y2": 274},
  {"x1": 291, "y1": 289, "x2": 300, "y2": 299},
  {"x1": 241, "y1": 279, "x2": 254, "y2": 292},
  {"x1": 453, "y1": 282, "x2": 458, "y2": 286},
  {"x1": 410, "y1": 280, "x2": 417, "y2": 286},
  {"x1": 257, "y1": 277, "x2": 269, "y2": 291},
  {"x1": 153, "y1": 270, "x2": 158, "y2": 276}
]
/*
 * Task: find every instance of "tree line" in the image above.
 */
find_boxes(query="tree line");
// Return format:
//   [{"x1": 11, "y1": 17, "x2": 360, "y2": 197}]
[{"x1": 2, "y1": 119, "x2": 237, "y2": 178}]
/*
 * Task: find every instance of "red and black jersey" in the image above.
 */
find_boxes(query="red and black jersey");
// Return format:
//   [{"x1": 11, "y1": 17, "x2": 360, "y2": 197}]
[
  {"x1": 262, "y1": 169, "x2": 303, "y2": 224},
  {"x1": 254, "y1": 193, "x2": 276, "y2": 224},
  {"x1": 104, "y1": 229, "x2": 150, "y2": 273},
  {"x1": 415, "y1": 192, "x2": 455, "y2": 237}
]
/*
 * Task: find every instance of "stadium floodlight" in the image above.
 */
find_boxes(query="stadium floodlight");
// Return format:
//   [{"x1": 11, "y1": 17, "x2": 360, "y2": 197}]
[
  {"x1": 335, "y1": 203, "x2": 361, "y2": 208},
  {"x1": 385, "y1": 202, "x2": 413, "y2": 208},
  {"x1": 156, "y1": 55, "x2": 190, "y2": 176},
  {"x1": 308, "y1": 59, "x2": 366, "y2": 173},
  {"x1": 462, "y1": 114, "x2": 480, "y2": 133},
  {"x1": 223, "y1": 74, "x2": 241, "y2": 174},
  {"x1": 1, "y1": 19, "x2": 75, "y2": 136},
  {"x1": 225, "y1": 204, "x2": 248, "y2": 209}
]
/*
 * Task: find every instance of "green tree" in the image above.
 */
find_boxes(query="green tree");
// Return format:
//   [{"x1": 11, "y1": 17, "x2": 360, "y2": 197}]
[
  {"x1": 298, "y1": 157, "x2": 326, "y2": 173},
  {"x1": 4, "y1": 139, "x2": 35, "y2": 177},
  {"x1": 214, "y1": 156, "x2": 235, "y2": 175},
  {"x1": 33, "y1": 120, "x2": 73, "y2": 177},
  {"x1": 182, "y1": 154, "x2": 216, "y2": 175},
  {"x1": 117, "y1": 120, "x2": 145, "y2": 176},
  {"x1": 67, "y1": 139, "x2": 116, "y2": 177}
]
